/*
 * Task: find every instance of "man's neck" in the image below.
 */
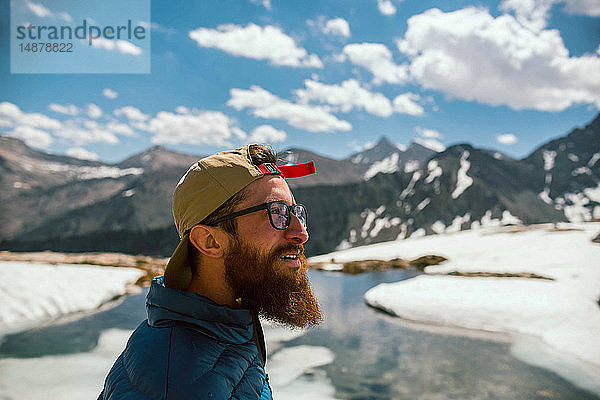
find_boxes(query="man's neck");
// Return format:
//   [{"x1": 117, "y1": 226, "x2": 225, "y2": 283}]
[{"x1": 186, "y1": 265, "x2": 238, "y2": 308}]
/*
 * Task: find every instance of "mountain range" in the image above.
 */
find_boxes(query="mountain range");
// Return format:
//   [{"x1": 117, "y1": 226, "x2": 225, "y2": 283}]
[{"x1": 1, "y1": 113, "x2": 599, "y2": 256}]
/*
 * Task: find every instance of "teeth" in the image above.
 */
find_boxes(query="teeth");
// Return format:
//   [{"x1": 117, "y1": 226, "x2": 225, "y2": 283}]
[{"x1": 282, "y1": 254, "x2": 297, "y2": 259}]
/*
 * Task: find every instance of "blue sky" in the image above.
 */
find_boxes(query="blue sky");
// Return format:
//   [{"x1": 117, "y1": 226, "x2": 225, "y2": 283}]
[{"x1": 1, "y1": 0, "x2": 599, "y2": 163}]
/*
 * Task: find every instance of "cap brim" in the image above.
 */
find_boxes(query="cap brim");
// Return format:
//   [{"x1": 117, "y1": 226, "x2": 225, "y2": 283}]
[{"x1": 163, "y1": 232, "x2": 192, "y2": 290}]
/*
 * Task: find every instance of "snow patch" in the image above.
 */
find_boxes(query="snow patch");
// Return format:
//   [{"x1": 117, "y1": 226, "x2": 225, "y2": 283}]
[
  {"x1": 584, "y1": 184, "x2": 600, "y2": 202},
  {"x1": 501, "y1": 210, "x2": 522, "y2": 225},
  {"x1": 350, "y1": 154, "x2": 363, "y2": 164},
  {"x1": 563, "y1": 192, "x2": 591, "y2": 222},
  {"x1": 268, "y1": 346, "x2": 337, "y2": 400},
  {"x1": 360, "y1": 209, "x2": 377, "y2": 239},
  {"x1": 480, "y1": 210, "x2": 501, "y2": 227},
  {"x1": 543, "y1": 150, "x2": 556, "y2": 171},
  {"x1": 451, "y1": 151, "x2": 473, "y2": 199},
  {"x1": 567, "y1": 153, "x2": 579, "y2": 162},
  {"x1": 446, "y1": 213, "x2": 471, "y2": 233},
  {"x1": 416, "y1": 198, "x2": 430, "y2": 212},
  {"x1": 121, "y1": 189, "x2": 136, "y2": 197},
  {"x1": 0, "y1": 329, "x2": 134, "y2": 399},
  {"x1": 0, "y1": 262, "x2": 142, "y2": 333},
  {"x1": 588, "y1": 153, "x2": 600, "y2": 167},
  {"x1": 335, "y1": 240, "x2": 351, "y2": 251},
  {"x1": 410, "y1": 228, "x2": 425, "y2": 238},
  {"x1": 493, "y1": 152, "x2": 503, "y2": 160},
  {"x1": 425, "y1": 160, "x2": 442, "y2": 183},
  {"x1": 396, "y1": 223, "x2": 407, "y2": 240},
  {"x1": 370, "y1": 217, "x2": 391, "y2": 238},
  {"x1": 38, "y1": 161, "x2": 144, "y2": 181},
  {"x1": 399, "y1": 171, "x2": 422, "y2": 200},
  {"x1": 349, "y1": 229, "x2": 357, "y2": 243},
  {"x1": 403, "y1": 160, "x2": 419, "y2": 173},
  {"x1": 571, "y1": 167, "x2": 591, "y2": 176},
  {"x1": 431, "y1": 220, "x2": 446, "y2": 234},
  {"x1": 364, "y1": 153, "x2": 400, "y2": 180},
  {"x1": 539, "y1": 188, "x2": 553, "y2": 205}
]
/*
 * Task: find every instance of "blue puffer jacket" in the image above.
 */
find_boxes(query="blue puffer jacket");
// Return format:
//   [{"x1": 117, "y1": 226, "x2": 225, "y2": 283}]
[{"x1": 98, "y1": 276, "x2": 272, "y2": 399}]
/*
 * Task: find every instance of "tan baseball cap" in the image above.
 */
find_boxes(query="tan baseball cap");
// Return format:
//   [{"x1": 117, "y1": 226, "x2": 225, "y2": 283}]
[{"x1": 164, "y1": 144, "x2": 315, "y2": 290}]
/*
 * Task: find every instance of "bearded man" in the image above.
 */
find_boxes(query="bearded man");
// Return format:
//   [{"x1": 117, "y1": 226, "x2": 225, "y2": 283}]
[{"x1": 98, "y1": 144, "x2": 322, "y2": 400}]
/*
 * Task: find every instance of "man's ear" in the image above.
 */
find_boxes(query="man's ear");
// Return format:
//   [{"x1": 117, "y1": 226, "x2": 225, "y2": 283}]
[{"x1": 189, "y1": 225, "x2": 228, "y2": 258}]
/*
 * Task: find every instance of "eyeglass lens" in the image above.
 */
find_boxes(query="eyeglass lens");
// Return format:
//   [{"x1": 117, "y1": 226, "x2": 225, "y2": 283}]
[{"x1": 268, "y1": 202, "x2": 307, "y2": 229}]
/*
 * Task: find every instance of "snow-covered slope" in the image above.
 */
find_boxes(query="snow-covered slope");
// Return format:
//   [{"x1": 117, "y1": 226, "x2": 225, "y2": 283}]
[{"x1": 0, "y1": 261, "x2": 143, "y2": 333}]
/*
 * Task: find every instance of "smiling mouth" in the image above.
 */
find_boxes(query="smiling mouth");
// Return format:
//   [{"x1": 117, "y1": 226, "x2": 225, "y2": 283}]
[{"x1": 281, "y1": 253, "x2": 299, "y2": 260}]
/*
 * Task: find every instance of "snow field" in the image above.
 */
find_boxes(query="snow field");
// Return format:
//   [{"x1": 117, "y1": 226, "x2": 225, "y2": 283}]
[
  {"x1": 0, "y1": 261, "x2": 143, "y2": 333},
  {"x1": 311, "y1": 222, "x2": 600, "y2": 393}
]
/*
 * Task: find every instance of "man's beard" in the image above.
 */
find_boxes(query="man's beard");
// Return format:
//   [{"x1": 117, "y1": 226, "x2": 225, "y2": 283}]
[{"x1": 224, "y1": 237, "x2": 322, "y2": 328}]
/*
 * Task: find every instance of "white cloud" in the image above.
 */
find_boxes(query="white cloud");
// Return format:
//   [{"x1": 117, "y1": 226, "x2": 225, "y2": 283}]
[
  {"x1": 561, "y1": 0, "x2": 600, "y2": 16},
  {"x1": 497, "y1": 133, "x2": 519, "y2": 145},
  {"x1": 0, "y1": 102, "x2": 136, "y2": 148},
  {"x1": 66, "y1": 147, "x2": 99, "y2": 161},
  {"x1": 56, "y1": 120, "x2": 119, "y2": 145},
  {"x1": 48, "y1": 103, "x2": 79, "y2": 116},
  {"x1": 86, "y1": 104, "x2": 103, "y2": 119},
  {"x1": 500, "y1": 0, "x2": 600, "y2": 30},
  {"x1": 322, "y1": 18, "x2": 351, "y2": 37},
  {"x1": 114, "y1": 106, "x2": 149, "y2": 121},
  {"x1": 414, "y1": 126, "x2": 444, "y2": 152},
  {"x1": 392, "y1": 93, "x2": 425, "y2": 116},
  {"x1": 228, "y1": 85, "x2": 352, "y2": 133},
  {"x1": 249, "y1": 0, "x2": 272, "y2": 10},
  {"x1": 5, "y1": 126, "x2": 53, "y2": 149},
  {"x1": 416, "y1": 126, "x2": 442, "y2": 139},
  {"x1": 189, "y1": 23, "x2": 323, "y2": 68},
  {"x1": 232, "y1": 127, "x2": 248, "y2": 140},
  {"x1": 106, "y1": 121, "x2": 136, "y2": 136},
  {"x1": 25, "y1": 1, "x2": 72, "y2": 21},
  {"x1": 415, "y1": 137, "x2": 445, "y2": 152},
  {"x1": 377, "y1": 0, "x2": 397, "y2": 16},
  {"x1": 295, "y1": 79, "x2": 393, "y2": 117},
  {"x1": 249, "y1": 125, "x2": 287, "y2": 143},
  {"x1": 396, "y1": 7, "x2": 600, "y2": 111},
  {"x1": 295, "y1": 79, "x2": 424, "y2": 117},
  {"x1": 500, "y1": 0, "x2": 555, "y2": 31},
  {"x1": 103, "y1": 88, "x2": 118, "y2": 99},
  {"x1": 91, "y1": 38, "x2": 143, "y2": 56},
  {"x1": 349, "y1": 140, "x2": 376, "y2": 152},
  {"x1": 146, "y1": 109, "x2": 242, "y2": 146},
  {"x1": 0, "y1": 102, "x2": 62, "y2": 130},
  {"x1": 26, "y1": 1, "x2": 51, "y2": 17},
  {"x1": 343, "y1": 43, "x2": 408, "y2": 85}
]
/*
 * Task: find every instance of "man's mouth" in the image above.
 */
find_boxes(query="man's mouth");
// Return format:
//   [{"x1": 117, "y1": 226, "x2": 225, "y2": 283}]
[
  {"x1": 279, "y1": 249, "x2": 302, "y2": 267},
  {"x1": 281, "y1": 252, "x2": 299, "y2": 260}
]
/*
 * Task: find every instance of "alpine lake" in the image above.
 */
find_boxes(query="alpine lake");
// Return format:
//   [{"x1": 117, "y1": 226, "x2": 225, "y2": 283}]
[{"x1": 0, "y1": 269, "x2": 597, "y2": 400}]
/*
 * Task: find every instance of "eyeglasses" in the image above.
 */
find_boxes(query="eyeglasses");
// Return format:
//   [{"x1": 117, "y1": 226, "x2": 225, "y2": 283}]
[{"x1": 210, "y1": 200, "x2": 307, "y2": 230}]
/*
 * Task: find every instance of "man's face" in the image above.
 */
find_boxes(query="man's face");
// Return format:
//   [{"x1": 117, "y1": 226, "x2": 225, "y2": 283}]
[{"x1": 223, "y1": 176, "x2": 322, "y2": 328}]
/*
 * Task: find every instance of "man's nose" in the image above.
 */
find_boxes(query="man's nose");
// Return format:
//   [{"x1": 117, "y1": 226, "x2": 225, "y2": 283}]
[{"x1": 285, "y1": 213, "x2": 309, "y2": 244}]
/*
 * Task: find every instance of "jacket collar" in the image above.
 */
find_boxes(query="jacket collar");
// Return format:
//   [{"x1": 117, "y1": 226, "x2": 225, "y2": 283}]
[{"x1": 146, "y1": 276, "x2": 254, "y2": 344}]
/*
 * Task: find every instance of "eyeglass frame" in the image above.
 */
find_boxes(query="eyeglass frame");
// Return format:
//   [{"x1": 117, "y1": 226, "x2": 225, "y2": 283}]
[{"x1": 209, "y1": 200, "x2": 308, "y2": 231}]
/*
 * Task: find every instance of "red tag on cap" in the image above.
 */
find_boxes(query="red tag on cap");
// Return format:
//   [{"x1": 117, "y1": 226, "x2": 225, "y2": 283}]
[
  {"x1": 257, "y1": 161, "x2": 316, "y2": 178},
  {"x1": 278, "y1": 161, "x2": 316, "y2": 178}
]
